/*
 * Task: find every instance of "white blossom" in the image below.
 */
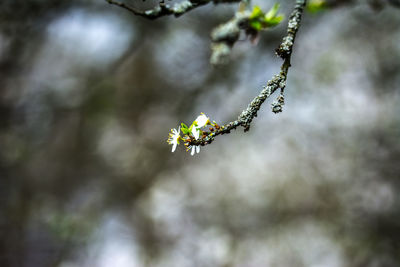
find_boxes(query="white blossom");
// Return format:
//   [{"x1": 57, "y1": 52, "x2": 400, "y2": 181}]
[
  {"x1": 194, "y1": 113, "x2": 210, "y2": 128},
  {"x1": 167, "y1": 127, "x2": 181, "y2": 152},
  {"x1": 189, "y1": 113, "x2": 210, "y2": 156},
  {"x1": 190, "y1": 127, "x2": 201, "y2": 155}
]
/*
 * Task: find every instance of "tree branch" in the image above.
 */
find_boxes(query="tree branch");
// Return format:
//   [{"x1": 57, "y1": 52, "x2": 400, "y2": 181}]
[
  {"x1": 105, "y1": 0, "x2": 241, "y2": 19},
  {"x1": 189, "y1": 0, "x2": 307, "y2": 147}
]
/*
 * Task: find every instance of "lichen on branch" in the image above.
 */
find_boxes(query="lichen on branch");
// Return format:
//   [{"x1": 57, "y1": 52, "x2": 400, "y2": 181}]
[
  {"x1": 105, "y1": 0, "x2": 242, "y2": 19},
  {"x1": 106, "y1": 0, "x2": 307, "y2": 155},
  {"x1": 187, "y1": 0, "x2": 307, "y2": 149},
  {"x1": 210, "y1": 3, "x2": 285, "y2": 65}
]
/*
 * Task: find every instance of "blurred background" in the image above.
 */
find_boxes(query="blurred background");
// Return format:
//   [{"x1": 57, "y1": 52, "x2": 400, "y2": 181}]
[{"x1": 1, "y1": 0, "x2": 400, "y2": 266}]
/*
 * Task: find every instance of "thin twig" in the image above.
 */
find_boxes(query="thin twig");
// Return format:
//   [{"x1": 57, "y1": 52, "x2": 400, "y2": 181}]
[
  {"x1": 190, "y1": 0, "x2": 307, "y2": 146},
  {"x1": 106, "y1": 0, "x2": 146, "y2": 17},
  {"x1": 106, "y1": 0, "x2": 241, "y2": 19}
]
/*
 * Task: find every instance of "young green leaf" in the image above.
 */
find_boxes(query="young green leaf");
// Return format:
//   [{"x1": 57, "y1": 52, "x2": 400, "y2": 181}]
[
  {"x1": 180, "y1": 123, "x2": 191, "y2": 135},
  {"x1": 250, "y1": 5, "x2": 263, "y2": 19},
  {"x1": 264, "y1": 14, "x2": 284, "y2": 27},
  {"x1": 250, "y1": 20, "x2": 262, "y2": 31},
  {"x1": 307, "y1": 0, "x2": 326, "y2": 13},
  {"x1": 265, "y1": 3, "x2": 280, "y2": 21},
  {"x1": 249, "y1": 3, "x2": 284, "y2": 31}
]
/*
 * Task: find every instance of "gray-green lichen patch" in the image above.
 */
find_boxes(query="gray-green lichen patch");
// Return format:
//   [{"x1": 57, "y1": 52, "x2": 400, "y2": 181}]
[
  {"x1": 209, "y1": 11, "x2": 251, "y2": 65},
  {"x1": 210, "y1": 42, "x2": 232, "y2": 65},
  {"x1": 188, "y1": 0, "x2": 307, "y2": 146},
  {"x1": 172, "y1": 1, "x2": 193, "y2": 15},
  {"x1": 211, "y1": 20, "x2": 241, "y2": 43}
]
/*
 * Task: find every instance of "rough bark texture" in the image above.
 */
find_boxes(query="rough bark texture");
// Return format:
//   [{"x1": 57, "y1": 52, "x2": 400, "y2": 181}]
[{"x1": 190, "y1": 0, "x2": 307, "y2": 146}]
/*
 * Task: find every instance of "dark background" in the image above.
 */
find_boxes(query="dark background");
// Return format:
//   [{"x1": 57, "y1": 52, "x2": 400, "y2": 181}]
[{"x1": 1, "y1": 0, "x2": 400, "y2": 266}]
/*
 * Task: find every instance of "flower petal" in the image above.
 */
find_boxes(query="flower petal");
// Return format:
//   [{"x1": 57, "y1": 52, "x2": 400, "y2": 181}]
[
  {"x1": 195, "y1": 113, "x2": 210, "y2": 128},
  {"x1": 192, "y1": 126, "x2": 200, "y2": 140},
  {"x1": 171, "y1": 143, "x2": 177, "y2": 152}
]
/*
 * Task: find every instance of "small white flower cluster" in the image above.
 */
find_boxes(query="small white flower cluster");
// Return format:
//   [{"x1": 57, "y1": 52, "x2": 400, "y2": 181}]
[{"x1": 167, "y1": 113, "x2": 212, "y2": 156}]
